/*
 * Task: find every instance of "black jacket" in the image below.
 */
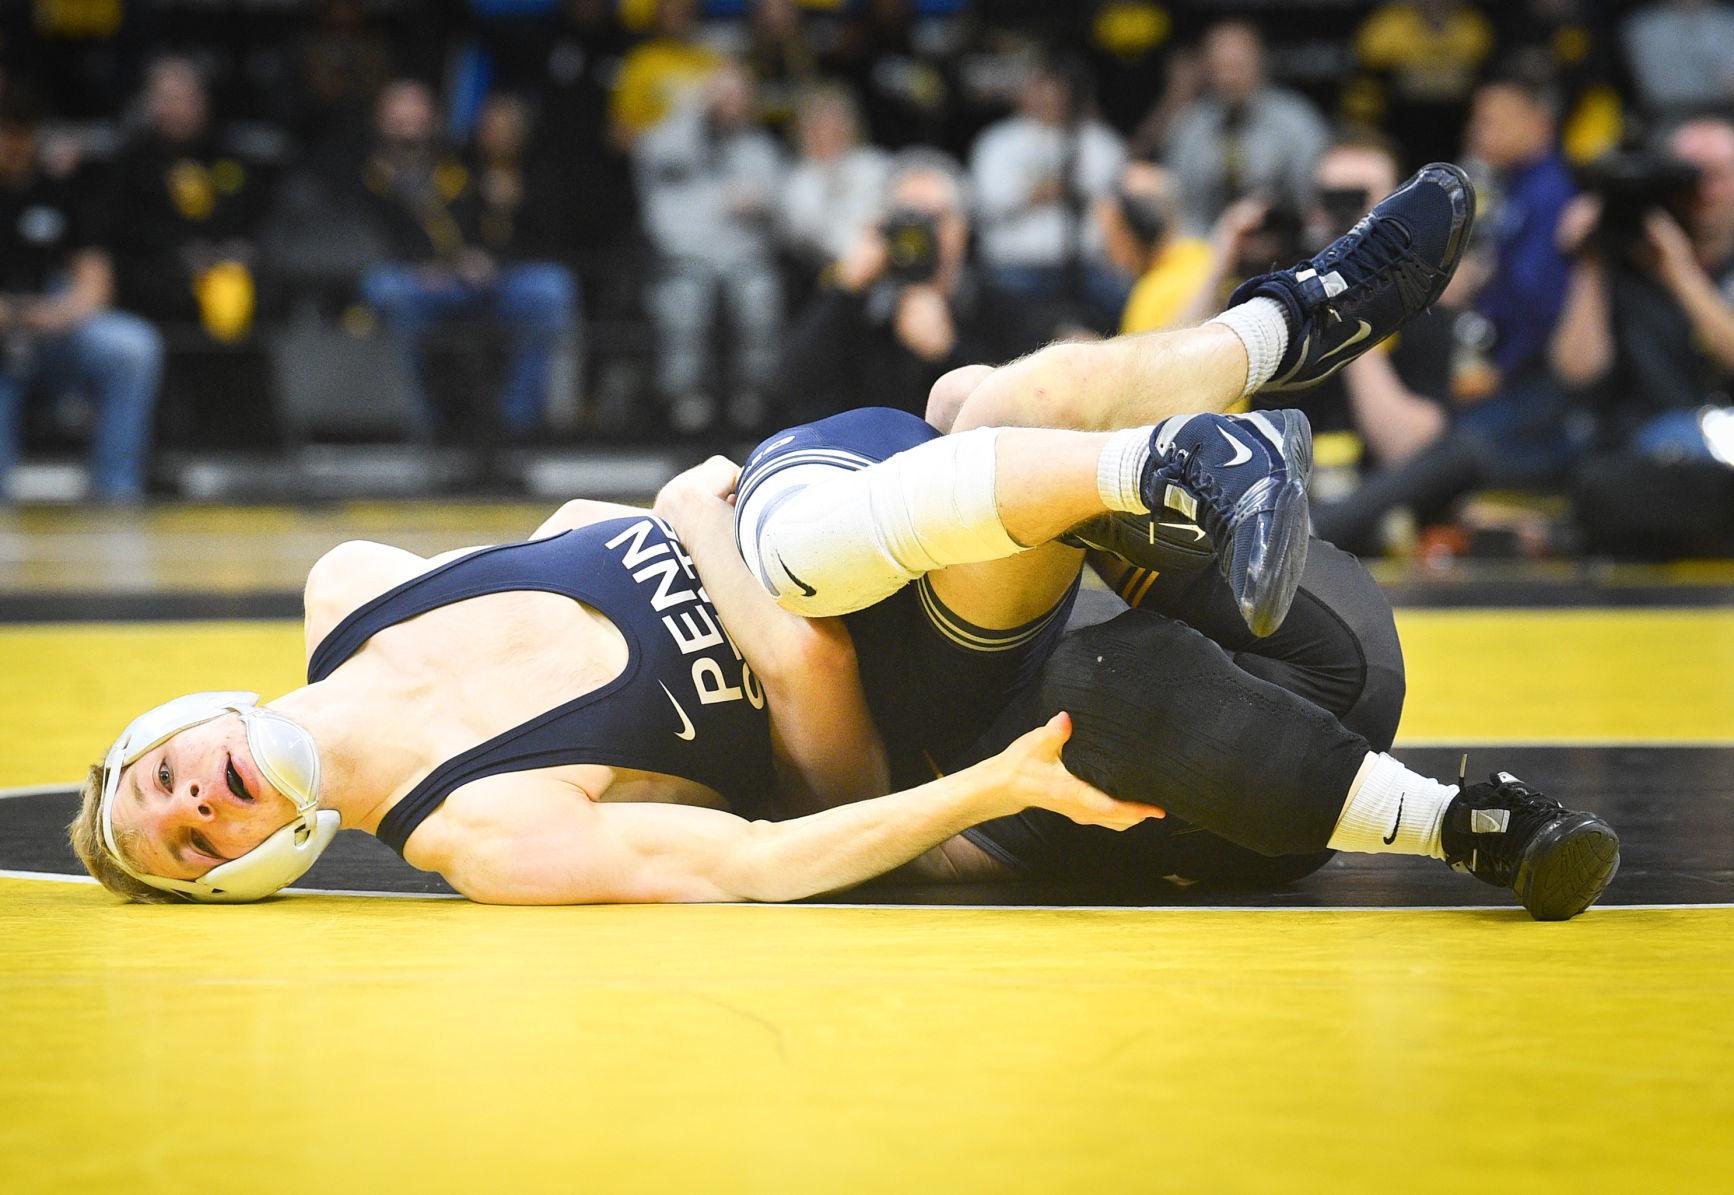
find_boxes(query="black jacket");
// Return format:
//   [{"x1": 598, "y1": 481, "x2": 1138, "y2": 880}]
[{"x1": 775, "y1": 270, "x2": 1056, "y2": 419}]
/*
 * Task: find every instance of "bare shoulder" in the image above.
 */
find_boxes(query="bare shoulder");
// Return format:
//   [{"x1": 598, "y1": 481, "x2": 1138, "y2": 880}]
[
  {"x1": 531, "y1": 498, "x2": 649, "y2": 539},
  {"x1": 303, "y1": 540, "x2": 435, "y2": 658}
]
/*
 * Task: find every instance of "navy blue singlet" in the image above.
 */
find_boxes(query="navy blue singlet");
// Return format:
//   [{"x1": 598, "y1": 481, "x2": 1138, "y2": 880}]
[{"x1": 307, "y1": 516, "x2": 776, "y2": 856}]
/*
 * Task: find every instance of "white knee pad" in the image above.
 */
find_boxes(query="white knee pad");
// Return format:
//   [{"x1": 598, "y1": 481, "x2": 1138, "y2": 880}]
[{"x1": 735, "y1": 429, "x2": 1023, "y2": 618}]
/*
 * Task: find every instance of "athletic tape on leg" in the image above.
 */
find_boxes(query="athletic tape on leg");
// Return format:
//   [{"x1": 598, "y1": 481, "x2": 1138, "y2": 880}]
[{"x1": 746, "y1": 428, "x2": 1022, "y2": 617}]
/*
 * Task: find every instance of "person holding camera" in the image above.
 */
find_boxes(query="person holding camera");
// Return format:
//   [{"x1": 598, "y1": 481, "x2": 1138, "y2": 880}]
[
  {"x1": 1550, "y1": 118, "x2": 1734, "y2": 463},
  {"x1": 772, "y1": 149, "x2": 1056, "y2": 422}
]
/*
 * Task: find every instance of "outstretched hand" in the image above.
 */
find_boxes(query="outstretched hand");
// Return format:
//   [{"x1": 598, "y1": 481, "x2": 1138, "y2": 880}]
[
  {"x1": 989, "y1": 712, "x2": 1165, "y2": 830},
  {"x1": 654, "y1": 455, "x2": 742, "y2": 523}
]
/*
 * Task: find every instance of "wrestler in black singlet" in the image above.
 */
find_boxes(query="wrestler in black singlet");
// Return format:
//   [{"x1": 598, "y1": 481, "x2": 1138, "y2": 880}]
[{"x1": 306, "y1": 516, "x2": 776, "y2": 858}]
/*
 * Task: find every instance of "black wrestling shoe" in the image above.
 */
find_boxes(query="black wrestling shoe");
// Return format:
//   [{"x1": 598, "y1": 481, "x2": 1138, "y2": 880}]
[
  {"x1": 1119, "y1": 409, "x2": 1313, "y2": 638},
  {"x1": 1229, "y1": 163, "x2": 1476, "y2": 394},
  {"x1": 1441, "y1": 769, "x2": 1620, "y2": 921}
]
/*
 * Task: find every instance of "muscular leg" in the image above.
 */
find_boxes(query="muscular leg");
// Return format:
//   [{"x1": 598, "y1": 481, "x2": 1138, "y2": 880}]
[
  {"x1": 931, "y1": 321, "x2": 1265, "y2": 435},
  {"x1": 922, "y1": 313, "x2": 1288, "y2": 630},
  {"x1": 741, "y1": 301, "x2": 1296, "y2": 630}
]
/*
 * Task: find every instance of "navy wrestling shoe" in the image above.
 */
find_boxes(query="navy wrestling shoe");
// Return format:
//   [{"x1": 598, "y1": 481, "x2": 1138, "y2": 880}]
[
  {"x1": 1229, "y1": 162, "x2": 1476, "y2": 394},
  {"x1": 1112, "y1": 408, "x2": 1313, "y2": 638},
  {"x1": 1442, "y1": 767, "x2": 1621, "y2": 921}
]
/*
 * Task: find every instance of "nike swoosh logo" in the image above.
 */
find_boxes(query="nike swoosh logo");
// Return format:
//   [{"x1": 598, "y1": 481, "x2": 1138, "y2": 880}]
[
  {"x1": 660, "y1": 682, "x2": 697, "y2": 741},
  {"x1": 1383, "y1": 793, "x2": 1404, "y2": 845},
  {"x1": 1216, "y1": 426, "x2": 1252, "y2": 467},
  {"x1": 779, "y1": 559, "x2": 816, "y2": 598},
  {"x1": 1317, "y1": 319, "x2": 1374, "y2": 364},
  {"x1": 1156, "y1": 520, "x2": 1207, "y2": 543}
]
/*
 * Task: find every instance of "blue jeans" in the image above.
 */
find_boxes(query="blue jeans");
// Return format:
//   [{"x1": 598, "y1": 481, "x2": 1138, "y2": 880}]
[
  {"x1": 986, "y1": 262, "x2": 1130, "y2": 327},
  {"x1": 360, "y1": 261, "x2": 578, "y2": 435},
  {"x1": 0, "y1": 311, "x2": 165, "y2": 500},
  {"x1": 1454, "y1": 367, "x2": 1591, "y2": 483},
  {"x1": 1630, "y1": 408, "x2": 1721, "y2": 462}
]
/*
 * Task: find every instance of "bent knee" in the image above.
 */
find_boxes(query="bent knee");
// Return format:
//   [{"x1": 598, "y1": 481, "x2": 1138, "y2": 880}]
[
  {"x1": 950, "y1": 342, "x2": 1097, "y2": 432},
  {"x1": 926, "y1": 364, "x2": 997, "y2": 432}
]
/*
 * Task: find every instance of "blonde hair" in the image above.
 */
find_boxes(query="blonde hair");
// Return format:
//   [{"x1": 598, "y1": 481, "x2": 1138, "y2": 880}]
[{"x1": 67, "y1": 763, "x2": 180, "y2": 904}]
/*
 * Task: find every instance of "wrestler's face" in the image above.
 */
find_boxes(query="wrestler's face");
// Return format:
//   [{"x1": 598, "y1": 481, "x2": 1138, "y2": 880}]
[{"x1": 108, "y1": 715, "x2": 300, "y2": 882}]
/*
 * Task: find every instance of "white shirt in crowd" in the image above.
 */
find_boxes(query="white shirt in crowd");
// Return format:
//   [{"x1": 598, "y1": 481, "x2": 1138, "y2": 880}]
[
  {"x1": 635, "y1": 98, "x2": 786, "y2": 267},
  {"x1": 779, "y1": 146, "x2": 893, "y2": 263},
  {"x1": 969, "y1": 115, "x2": 1127, "y2": 269}
]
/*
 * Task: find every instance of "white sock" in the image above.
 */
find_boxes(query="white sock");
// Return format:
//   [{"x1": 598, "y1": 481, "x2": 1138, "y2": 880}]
[
  {"x1": 1327, "y1": 752, "x2": 1457, "y2": 858},
  {"x1": 1097, "y1": 426, "x2": 1153, "y2": 515},
  {"x1": 1208, "y1": 297, "x2": 1291, "y2": 398}
]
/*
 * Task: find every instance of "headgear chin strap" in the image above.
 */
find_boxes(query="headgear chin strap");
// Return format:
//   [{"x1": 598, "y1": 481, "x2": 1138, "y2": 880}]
[{"x1": 97, "y1": 691, "x2": 340, "y2": 903}]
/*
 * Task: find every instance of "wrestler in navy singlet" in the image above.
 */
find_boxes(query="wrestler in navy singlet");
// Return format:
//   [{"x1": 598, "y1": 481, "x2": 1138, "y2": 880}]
[{"x1": 306, "y1": 516, "x2": 775, "y2": 857}]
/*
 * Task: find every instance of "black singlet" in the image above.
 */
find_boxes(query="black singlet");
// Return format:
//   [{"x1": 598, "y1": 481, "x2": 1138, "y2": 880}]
[{"x1": 306, "y1": 516, "x2": 776, "y2": 856}]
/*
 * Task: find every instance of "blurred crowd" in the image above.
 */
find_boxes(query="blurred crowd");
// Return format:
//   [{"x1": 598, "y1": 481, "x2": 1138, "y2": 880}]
[{"x1": 2, "y1": 0, "x2": 1732, "y2": 555}]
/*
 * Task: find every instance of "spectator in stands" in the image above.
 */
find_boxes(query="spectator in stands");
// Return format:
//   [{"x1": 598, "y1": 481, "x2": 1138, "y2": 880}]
[
  {"x1": 779, "y1": 85, "x2": 891, "y2": 270},
  {"x1": 536, "y1": 0, "x2": 639, "y2": 252},
  {"x1": 356, "y1": 80, "x2": 578, "y2": 437},
  {"x1": 774, "y1": 149, "x2": 1056, "y2": 423},
  {"x1": 969, "y1": 58, "x2": 1128, "y2": 327},
  {"x1": 610, "y1": 0, "x2": 720, "y2": 150},
  {"x1": 635, "y1": 61, "x2": 783, "y2": 434},
  {"x1": 1353, "y1": 0, "x2": 1495, "y2": 165},
  {"x1": 828, "y1": 0, "x2": 951, "y2": 151},
  {"x1": 1464, "y1": 72, "x2": 1577, "y2": 425},
  {"x1": 1496, "y1": 1, "x2": 1624, "y2": 165},
  {"x1": 471, "y1": 93, "x2": 573, "y2": 265},
  {"x1": 291, "y1": 0, "x2": 395, "y2": 153},
  {"x1": 1295, "y1": 138, "x2": 1461, "y2": 550},
  {"x1": 0, "y1": 89, "x2": 163, "y2": 503},
  {"x1": 1096, "y1": 160, "x2": 1213, "y2": 335},
  {"x1": 1550, "y1": 118, "x2": 1734, "y2": 460},
  {"x1": 110, "y1": 58, "x2": 265, "y2": 344},
  {"x1": 1307, "y1": 83, "x2": 1582, "y2": 555},
  {"x1": 1164, "y1": 20, "x2": 1328, "y2": 229},
  {"x1": 745, "y1": 0, "x2": 820, "y2": 132},
  {"x1": 1622, "y1": 0, "x2": 1734, "y2": 118}
]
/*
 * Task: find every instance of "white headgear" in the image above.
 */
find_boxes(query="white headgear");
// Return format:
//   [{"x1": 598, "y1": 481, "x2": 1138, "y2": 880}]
[{"x1": 98, "y1": 691, "x2": 340, "y2": 903}]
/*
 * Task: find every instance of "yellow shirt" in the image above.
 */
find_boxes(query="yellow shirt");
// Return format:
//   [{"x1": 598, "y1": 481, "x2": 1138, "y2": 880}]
[
  {"x1": 1119, "y1": 237, "x2": 1215, "y2": 335},
  {"x1": 611, "y1": 40, "x2": 721, "y2": 136},
  {"x1": 1355, "y1": 3, "x2": 1494, "y2": 101}
]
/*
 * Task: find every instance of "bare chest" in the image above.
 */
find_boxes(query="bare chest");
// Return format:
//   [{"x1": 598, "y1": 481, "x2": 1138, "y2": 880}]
[{"x1": 339, "y1": 591, "x2": 727, "y2": 817}]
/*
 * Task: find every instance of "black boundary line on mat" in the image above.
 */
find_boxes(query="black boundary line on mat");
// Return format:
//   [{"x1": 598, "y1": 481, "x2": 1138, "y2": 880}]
[{"x1": 0, "y1": 592, "x2": 304, "y2": 622}]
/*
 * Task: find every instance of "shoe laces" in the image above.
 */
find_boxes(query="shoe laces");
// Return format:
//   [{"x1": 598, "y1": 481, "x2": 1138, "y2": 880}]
[
  {"x1": 1322, "y1": 216, "x2": 1416, "y2": 294},
  {"x1": 1168, "y1": 448, "x2": 1232, "y2": 544}
]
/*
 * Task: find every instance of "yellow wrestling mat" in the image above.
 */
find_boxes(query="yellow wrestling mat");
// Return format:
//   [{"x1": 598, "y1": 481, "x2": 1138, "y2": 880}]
[
  {"x1": 3, "y1": 608, "x2": 1733, "y2": 1191},
  {"x1": 2, "y1": 885, "x2": 1729, "y2": 1192}
]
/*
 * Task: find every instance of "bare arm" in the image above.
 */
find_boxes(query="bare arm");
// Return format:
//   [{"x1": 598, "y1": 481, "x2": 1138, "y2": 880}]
[
  {"x1": 1549, "y1": 258, "x2": 1615, "y2": 388},
  {"x1": 1648, "y1": 213, "x2": 1734, "y2": 373},
  {"x1": 1549, "y1": 196, "x2": 1615, "y2": 389},
  {"x1": 1339, "y1": 350, "x2": 1447, "y2": 466},
  {"x1": 25, "y1": 249, "x2": 112, "y2": 333},
  {"x1": 411, "y1": 715, "x2": 1163, "y2": 904},
  {"x1": 655, "y1": 457, "x2": 890, "y2": 810}
]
